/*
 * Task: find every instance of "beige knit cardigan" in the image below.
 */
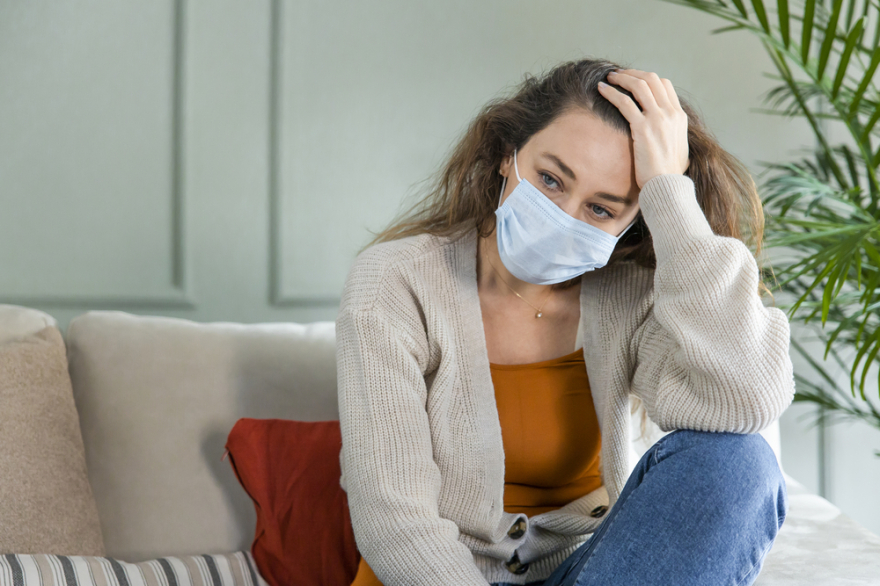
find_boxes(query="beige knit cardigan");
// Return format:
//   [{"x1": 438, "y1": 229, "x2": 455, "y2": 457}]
[{"x1": 335, "y1": 173, "x2": 796, "y2": 586}]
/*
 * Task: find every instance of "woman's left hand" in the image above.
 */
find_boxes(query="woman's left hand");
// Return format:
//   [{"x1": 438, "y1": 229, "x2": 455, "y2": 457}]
[{"x1": 598, "y1": 68, "x2": 690, "y2": 190}]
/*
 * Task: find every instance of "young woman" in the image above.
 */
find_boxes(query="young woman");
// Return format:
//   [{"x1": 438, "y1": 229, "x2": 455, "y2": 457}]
[{"x1": 336, "y1": 58, "x2": 793, "y2": 586}]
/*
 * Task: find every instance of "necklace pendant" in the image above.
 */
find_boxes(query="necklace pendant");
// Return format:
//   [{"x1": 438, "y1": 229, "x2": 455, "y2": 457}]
[{"x1": 535, "y1": 311, "x2": 543, "y2": 318}]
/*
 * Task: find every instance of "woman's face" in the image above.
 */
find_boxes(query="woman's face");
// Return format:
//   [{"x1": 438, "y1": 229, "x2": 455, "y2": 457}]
[{"x1": 498, "y1": 107, "x2": 640, "y2": 237}]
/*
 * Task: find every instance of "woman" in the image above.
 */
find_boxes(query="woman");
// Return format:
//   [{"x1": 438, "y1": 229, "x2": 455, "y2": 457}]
[{"x1": 336, "y1": 58, "x2": 793, "y2": 586}]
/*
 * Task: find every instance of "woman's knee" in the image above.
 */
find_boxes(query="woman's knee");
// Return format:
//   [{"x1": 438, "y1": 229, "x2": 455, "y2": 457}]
[
  {"x1": 659, "y1": 429, "x2": 788, "y2": 520},
  {"x1": 663, "y1": 428, "x2": 780, "y2": 471}
]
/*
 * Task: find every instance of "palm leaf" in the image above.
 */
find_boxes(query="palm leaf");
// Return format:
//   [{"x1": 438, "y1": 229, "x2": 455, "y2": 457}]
[
  {"x1": 732, "y1": 0, "x2": 750, "y2": 17},
  {"x1": 848, "y1": 44, "x2": 880, "y2": 118},
  {"x1": 832, "y1": 16, "x2": 865, "y2": 99},
  {"x1": 803, "y1": 0, "x2": 818, "y2": 62},
  {"x1": 779, "y1": 0, "x2": 792, "y2": 46},
  {"x1": 752, "y1": 0, "x2": 773, "y2": 31}
]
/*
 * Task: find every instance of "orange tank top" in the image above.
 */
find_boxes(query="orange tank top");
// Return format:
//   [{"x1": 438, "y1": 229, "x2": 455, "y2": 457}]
[{"x1": 349, "y1": 347, "x2": 602, "y2": 586}]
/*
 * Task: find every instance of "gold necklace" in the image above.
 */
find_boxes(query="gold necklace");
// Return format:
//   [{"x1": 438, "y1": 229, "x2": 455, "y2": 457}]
[{"x1": 484, "y1": 253, "x2": 553, "y2": 318}]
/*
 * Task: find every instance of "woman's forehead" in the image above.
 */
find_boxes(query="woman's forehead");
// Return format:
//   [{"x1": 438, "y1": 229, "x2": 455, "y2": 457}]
[{"x1": 525, "y1": 111, "x2": 637, "y2": 197}]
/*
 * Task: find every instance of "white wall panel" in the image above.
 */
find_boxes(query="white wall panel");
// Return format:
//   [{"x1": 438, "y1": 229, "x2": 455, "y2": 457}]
[{"x1": 0, "y1": 0, "x2": 190, "y2": 306}]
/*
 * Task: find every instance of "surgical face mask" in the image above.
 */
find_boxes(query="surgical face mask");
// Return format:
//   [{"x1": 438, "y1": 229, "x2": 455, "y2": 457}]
[{"x1": 493, "y1": 149, "x2": 637, "y2": 285}]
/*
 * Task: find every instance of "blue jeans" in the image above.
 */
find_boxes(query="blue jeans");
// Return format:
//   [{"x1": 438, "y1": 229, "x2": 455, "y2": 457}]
[{"x1": 491, "y1": 428, "x2": 788, "y2": 586}]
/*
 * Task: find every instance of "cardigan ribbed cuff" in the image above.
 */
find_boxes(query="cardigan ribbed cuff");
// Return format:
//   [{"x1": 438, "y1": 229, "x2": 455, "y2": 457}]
[{"x1": 638, "y1": 173, "x2": 715, "y2": 263}]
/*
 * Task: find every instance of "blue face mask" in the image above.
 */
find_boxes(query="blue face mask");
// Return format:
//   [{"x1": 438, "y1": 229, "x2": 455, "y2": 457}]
[{"x1": 494, "y1": 149, "x2": 637, "y2": 285}]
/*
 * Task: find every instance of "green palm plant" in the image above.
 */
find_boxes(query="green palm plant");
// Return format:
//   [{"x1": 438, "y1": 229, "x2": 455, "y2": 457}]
[{"x1": 656, "y1": 0, "x2": 880, "y2": 454}]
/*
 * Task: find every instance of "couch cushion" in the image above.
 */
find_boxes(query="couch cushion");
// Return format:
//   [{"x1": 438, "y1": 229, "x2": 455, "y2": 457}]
[
  {"x1": 65, "y1": 311, "x2": 338, "y2": 561},
  {"x1": 0, "y1": 325, "x2": 104, "y2": 555},
  {"x1": 0, "y1": 551, "x2": 268, "y2": 586},
  {"x1": 0, "y1": 304, "x2": 58, "y2": 345},
  {"x1": 224, "y1": 418, "x2": 359, "y2": 586}
]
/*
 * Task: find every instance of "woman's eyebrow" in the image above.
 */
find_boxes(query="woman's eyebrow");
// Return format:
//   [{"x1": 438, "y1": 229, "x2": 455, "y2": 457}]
[
  {"x1": 598, "y1": 192, "x2": 635, "y2": 206},
  {"x1": 542, "y1": 151, "x2": 635, "y2": 206},
  {"x1": 541, "y1": 152, "x2": 577, "y2": 180}
]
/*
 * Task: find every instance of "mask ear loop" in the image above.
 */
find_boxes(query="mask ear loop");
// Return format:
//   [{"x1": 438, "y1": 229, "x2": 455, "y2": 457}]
[
  {"x1": 617, "y1": 216, "x2": 639, "y2": 238},
  {"x1": 498, "y1": 175, "x2": 507, "y2": 207},
  {"x1": 498, "y1": 149, "x2": 521, "y2": 208}
]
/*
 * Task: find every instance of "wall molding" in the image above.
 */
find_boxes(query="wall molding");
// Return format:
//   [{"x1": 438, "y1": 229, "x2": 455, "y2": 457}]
[
  {"x1": 267, "y1": 0, "x2": 341, "y2": 308},
  {"x1": 2, "y1": 0, "x2": 194, "y2": 310}
]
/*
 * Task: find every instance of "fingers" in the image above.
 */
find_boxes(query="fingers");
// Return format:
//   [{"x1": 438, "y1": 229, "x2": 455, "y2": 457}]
[
  {"x1": 598, "y1": 77, "x2": 644, "y2": 123},
  {"x1": 606, "y1": 69, "x2": 669, "y2": 112},
  {"x1": 605, "y1": 69, "x2": 688, "y2": 116},
  {"x1": 660, "y1": 77, "x2": 683, "y2": 111}
]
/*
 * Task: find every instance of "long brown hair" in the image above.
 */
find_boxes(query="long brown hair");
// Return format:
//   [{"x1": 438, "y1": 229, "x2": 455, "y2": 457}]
[{"x1": 359, "y1": 57, "x2": 776, "y2": 437}]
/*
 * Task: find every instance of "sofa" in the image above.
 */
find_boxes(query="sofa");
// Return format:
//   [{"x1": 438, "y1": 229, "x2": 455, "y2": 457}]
[{"x1": 2, "y1": 303, "x2": 880, "y2": 585}]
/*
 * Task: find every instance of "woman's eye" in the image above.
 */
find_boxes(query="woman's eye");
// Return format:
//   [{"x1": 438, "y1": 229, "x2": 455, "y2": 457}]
[
  {"x1": 591, "y1": 204, "x2": 613, "y2": 219},
  {"x1": 540, "y1": 173, "x2": 560, "y2": 190}
]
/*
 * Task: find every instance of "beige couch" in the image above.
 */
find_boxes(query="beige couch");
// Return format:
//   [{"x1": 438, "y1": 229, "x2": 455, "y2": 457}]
[{"x1": 2, "y1": 304, "x2": 880, "y2": 584}]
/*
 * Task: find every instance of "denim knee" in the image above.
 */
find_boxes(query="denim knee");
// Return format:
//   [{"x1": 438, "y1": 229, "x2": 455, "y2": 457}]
[{"x1": 657, "y1": 429, "x2": 789, "y2": 525}]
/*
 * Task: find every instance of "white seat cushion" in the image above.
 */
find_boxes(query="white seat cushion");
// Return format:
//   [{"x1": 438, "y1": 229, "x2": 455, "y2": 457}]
[{"x1": 65, "y1": 311, "x2": 337, "y2": 561}]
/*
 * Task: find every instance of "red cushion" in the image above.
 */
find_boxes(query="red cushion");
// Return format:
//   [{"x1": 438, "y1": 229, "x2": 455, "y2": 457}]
[{"x1": 224, "y1": 418, "x2": 360, "y2": 586}]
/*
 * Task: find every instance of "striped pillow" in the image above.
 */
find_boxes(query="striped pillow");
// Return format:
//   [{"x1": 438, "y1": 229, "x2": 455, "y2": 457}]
[{"x1": 0, "y1": 551, "x2": 268, "y2": 586}]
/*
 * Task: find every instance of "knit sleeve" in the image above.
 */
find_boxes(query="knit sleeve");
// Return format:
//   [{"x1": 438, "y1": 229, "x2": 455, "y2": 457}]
[
  {"x1": 336, "y1": 302, "x2": 491, "y2": 586},
  {"x1": 628, "y1": 174, "x2": 796, "y2": 434}
]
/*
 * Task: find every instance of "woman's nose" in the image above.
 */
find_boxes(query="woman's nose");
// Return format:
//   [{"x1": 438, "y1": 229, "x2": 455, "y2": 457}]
[{"x1": 548, "y1": 193, "x2": 582, "y2": 220}]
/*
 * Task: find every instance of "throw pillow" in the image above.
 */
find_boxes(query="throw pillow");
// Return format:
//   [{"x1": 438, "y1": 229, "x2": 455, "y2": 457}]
[
  {"x1": 224, "y1": 418, "x2": 360, "y2": 586},
  {"x1": 0, "y1": 326, "x2": 104, "y2": 555},
  {"x1": 0, "y1": 551, "x2": 267, "y2": 586}
]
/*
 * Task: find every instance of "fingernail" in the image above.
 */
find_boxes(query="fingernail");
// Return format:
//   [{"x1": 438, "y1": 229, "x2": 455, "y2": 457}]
[{"x1": 599, "y1": 81, "x2": 608, "y2": 87}]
